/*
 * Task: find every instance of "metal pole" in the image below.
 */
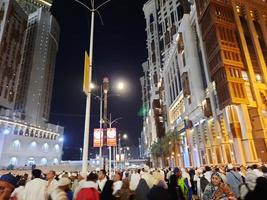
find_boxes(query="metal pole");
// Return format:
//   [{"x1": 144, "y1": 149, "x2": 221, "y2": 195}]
[
  {"x1": 102, "y1": 77, "x2": 109, "y2": 170},
  {"x1": 114, "y1": 145, "x2": 118, "y2": 169},
  {"x1": 109, "y1": 146, "x2": 112, "y2": 177},
  {"x1": 113, "y1": 146, "x2": 115, "y2": 170},
  {"x1": 99, "y1": 85, "x2": 103, "y2": 168},
  {"x1": 119, "y1": 134, "x2": 121, "y2": 169},
  {"x1": 82, "y1": 11, "x2": 95, "y2": 175}
]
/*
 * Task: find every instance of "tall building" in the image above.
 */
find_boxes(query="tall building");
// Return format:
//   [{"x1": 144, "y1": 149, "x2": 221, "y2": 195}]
[
  {"x1": 142, "y1": 0, "x2": 188, "y2": 150},
  {"x1": 195, "y1": 0, "x2": 267, "y2": 163},
  {"x1": 0, "y1": 0, "x2": 63, "y2": 167},
  {"x1": 141, "y1": 0, "x2": 190, "y2": 166},
  {"x1": 0, "y1": 0, "x2": 28, "y2": 111},
  {"x1": 22, "y1": 8, "x2": 59, "y2": 126}
]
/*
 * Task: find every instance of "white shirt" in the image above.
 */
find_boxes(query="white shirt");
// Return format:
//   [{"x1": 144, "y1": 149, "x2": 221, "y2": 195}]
[
  {"x1": 113, "y1": 180, "x2": 123, "y2": 195},
  {"x1": 47, "y1": 179, "x2": 58, "y2": 195},
  {"x1": 253, "y1": 169, "x2": 264, "y2": 177},
  {"x1": 23, "y1": 178, "x2": 47, "y2": 200},
  {"x1": 130, "y1": 173, "x2": 141, "y2": 191},
  {"x1": 11, "y1": 186, "x2": 25, "y2": 200},
  {"x1": 204, "y1": 171, "x2": 213, "y2": 182},
  {"x1": 167, "y1": 171, "x2": 172, "y2": 180},
  {"x1": 182, "y1": 171, "x2": 191, "y2": 187},
  {"x1": 97, "y1": 177, "x2": 107, "y2": 192}
]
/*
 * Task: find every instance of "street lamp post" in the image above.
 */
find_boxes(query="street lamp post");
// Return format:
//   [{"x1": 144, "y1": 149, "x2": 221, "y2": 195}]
[
  {"x1": 102, "y1": 77, "x2": 109, "y2": 170},
  {"x1": 91, "y1": 81, "x2": 124, "y2": 169},
  {"x1": 74, "y1": 0, "x2": 112, "y2": 175},
  {"x1": 108, "y1": 115, "x2": 122, "y2": 170},
  {"x1": 99, "y1": 85, "x2": 103, "y2": 167},
  {"x1": 118, "y1": 133, "x2": 127, "y2": 168}
]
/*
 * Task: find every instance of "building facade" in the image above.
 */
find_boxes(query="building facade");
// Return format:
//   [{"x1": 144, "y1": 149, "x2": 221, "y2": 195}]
[
  {"x1": 195, "y1": 0, "x2": 267, "y2": 164},
  {"x1": 0, "y1": 0, "x2": 63, "y2": 167},
  {"x1": 0, "y1": 0, "x2": 28, "y2": 111},
  {"x1": 16, "y1": 0, "x2": 52, "y2": 14},
  {"x1": 141, "y1": 0, "x2": 190, "y2": 161},
  {"x1": 23, "y1": 8, "x2": 60, "y2": 126},
  {"x1": 0, "y1": 116, "x2": 63, "y2": 167},
  {"x1": 142, "y1": 0, "x2": 267, "y2": 167}
]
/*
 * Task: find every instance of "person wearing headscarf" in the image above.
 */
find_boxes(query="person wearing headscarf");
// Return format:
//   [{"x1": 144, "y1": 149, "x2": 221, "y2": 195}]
[
  {"x1": 244, "y1": 176, "x2": 267, "y2": 200},
  {"x1": 239, "y1": 168, "x2": 259, "y2": 200},
  {"x1": 168, "y1": 167, "x2": 192, "y2": 200},
  {"x1": 135, "y1": 166, "x2": 154, "y2": 200},
  {"x1": 203, "y1": 172, "x2": 236, "y2": 200},
  {"x1": 116, "y1": 179, "x2": 135, "y2": 200},
  {"x1": 129, "y1": 169, "x2": 140, "y2": 191},
  {"x1": 147, "y1": 171, "x2": 170, "y2": 200}
]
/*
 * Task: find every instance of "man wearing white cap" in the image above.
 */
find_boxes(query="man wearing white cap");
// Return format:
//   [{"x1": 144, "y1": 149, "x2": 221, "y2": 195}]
[{"x1": 49, "y1": 177, "x2": 71, "y2": 200}]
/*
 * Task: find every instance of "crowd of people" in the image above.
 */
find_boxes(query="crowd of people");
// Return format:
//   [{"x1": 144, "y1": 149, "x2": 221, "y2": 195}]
[{"x1": 0, "y1": 164, "x2": 266, "y2": 200}]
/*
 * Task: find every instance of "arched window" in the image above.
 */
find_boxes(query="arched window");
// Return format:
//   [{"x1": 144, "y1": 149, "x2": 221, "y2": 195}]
[
  {"x1": 27, "y1": 157, "x2": 35, "y2": 166},
  {"x1": 11, "y1": 140, "x2": 21, "y2": 151},
  {"x1": 42, "y1": 143, "x2": 49, "y2": 152},
  {"x1": 53, "y1": 158, "x2": 58, "y2": 165},
  {"x1": 10, "y1": 157, "x2": 18, "y2": 165},
  {"x1": 40, "y1": 158, "x2": 47, "y2": 165},
  {"x1": 29, "y1": 141, "x2": 37, "y2": 150},
  {"x1": 54, "y1": 144, "x2": 59, "y2": 152}
]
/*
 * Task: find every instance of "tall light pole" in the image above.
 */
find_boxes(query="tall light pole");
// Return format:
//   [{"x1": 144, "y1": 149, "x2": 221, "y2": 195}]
[
  {"x1": 74, "y1": 0, "x2": 112, "y2": 175},
  {"x1": 99, "y1": 85, "x2": 103, "y2": 167},
  {"x1": 118, "y1": 133, "x2": 127, "y2": 168},
  {"x1": 102, "y1": 77, "x2": 109, "y2": 170},
  {"x1": 91, "y1": 81, "x2": 125, "y2": 169},
  {"x1": 108, "y1": 115, "x2": 122, "y2": 170}
]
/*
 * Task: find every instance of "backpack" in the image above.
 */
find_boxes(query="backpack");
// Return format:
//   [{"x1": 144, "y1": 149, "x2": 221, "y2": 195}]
[{"x1": 200, "y1": 175, "x2": 209, "y2": 192}]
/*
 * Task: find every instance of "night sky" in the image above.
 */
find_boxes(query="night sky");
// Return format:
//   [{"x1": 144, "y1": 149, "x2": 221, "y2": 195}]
[{"x1": 49, "y1": 0, "x2": 147, "y2": 160}]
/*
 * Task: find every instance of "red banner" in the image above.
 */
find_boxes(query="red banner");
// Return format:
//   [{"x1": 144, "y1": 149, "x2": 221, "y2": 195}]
[
  {"x1": 93, "y1": 128, "x2": 103, "y2": 147},
  {"x1": 107, "y1": 128, "x2": 117, "y2": 146},
  {"x1": 93, "y1": 128, "x2": 117, "y2": 147}
]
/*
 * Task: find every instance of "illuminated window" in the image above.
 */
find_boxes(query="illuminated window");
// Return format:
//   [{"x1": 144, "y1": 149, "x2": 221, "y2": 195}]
[
  {"x1": 54, "y1": 144, "x2": 59, "y2": 152},
  {"x1": 255, "y1": 74, "x2": 263, "y2": 83},
  {"x1": 40, "y1": 158, "x2": 47, "y2": 165},
  {"x1": 27, "y1": 157, "x2": 35, "y2": 166},
  {"x1": 42, "y1": 143, "x2": 49, "y2": 152},
  {"x1": 241, "y1": 71, "x2": 249, "y2": 81},
  {"x1": 53, "y1": 158, "x2": 58, "y2": 164},
  {"x1": 11, "y1": 140, "x2": 20, "y2": 151},
  {"x1": 10, "y1": 157, "x2": 18, "y2": 165},
  {"x1": 31, "y1": 141, "x2": 37, "y2": 147}
]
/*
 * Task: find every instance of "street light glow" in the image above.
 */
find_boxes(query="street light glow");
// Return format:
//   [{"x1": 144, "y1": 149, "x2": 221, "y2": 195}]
[
  {"x1": 90, "y1": 83, "x2": 96, "y2": 89},
  {"x1": 123, "y1": 134, "x2": 128, "y2": 139},
  {"x1": 117, "y1": 81, "x2": 125, "y2": 90}
]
